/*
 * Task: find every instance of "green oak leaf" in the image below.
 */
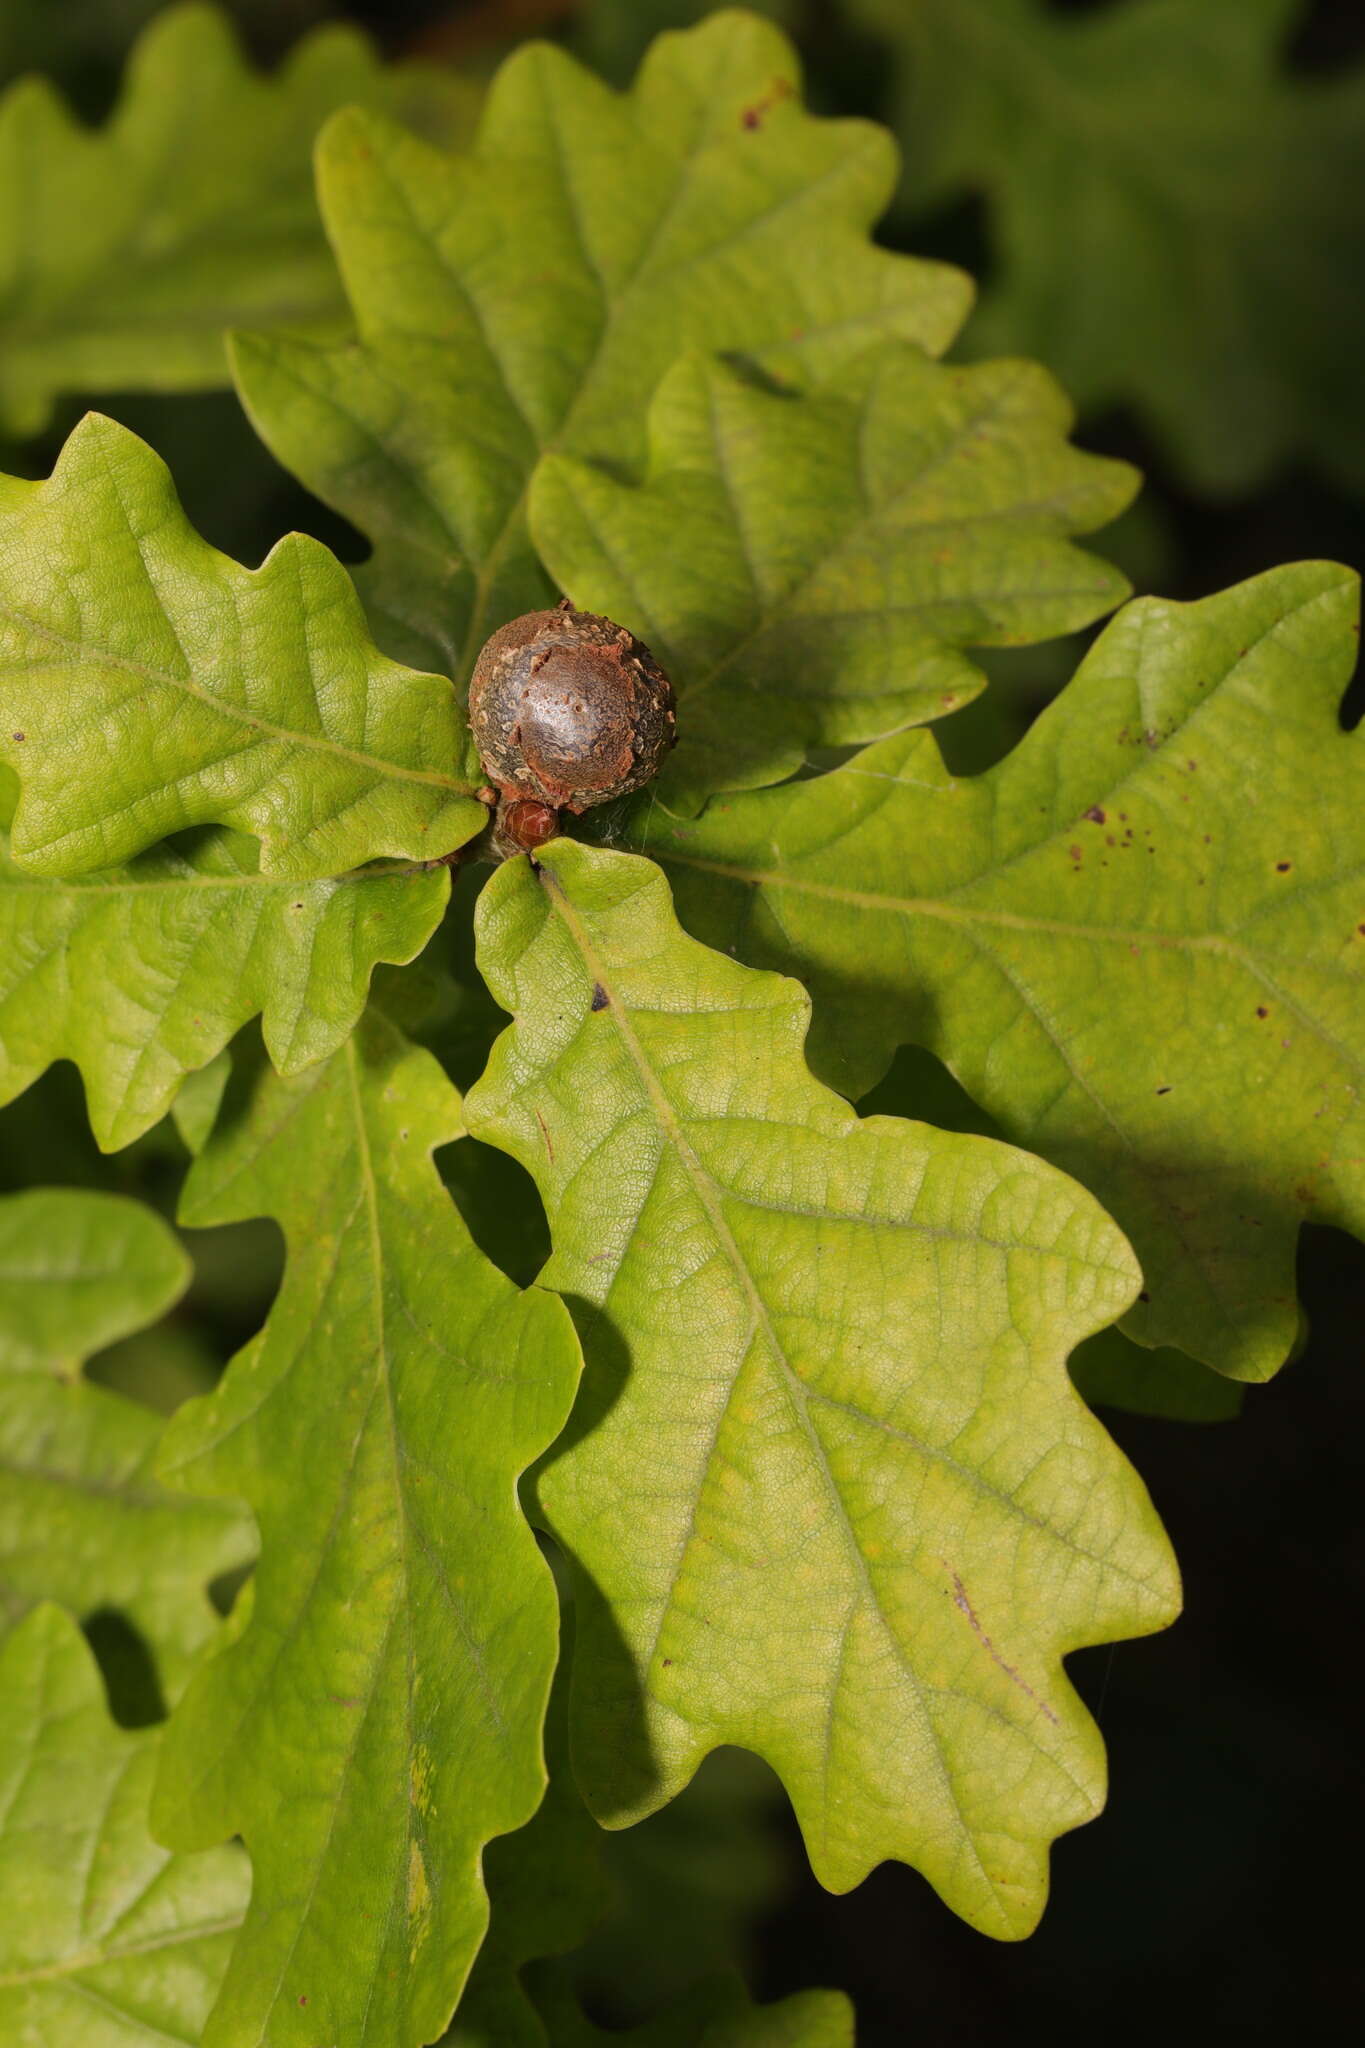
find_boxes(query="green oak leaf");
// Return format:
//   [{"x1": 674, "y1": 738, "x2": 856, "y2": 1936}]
[
  {"x1": 0, "y1": 1186, "x2": 252, "y2": 1704},
  {"x1": 858, "y1": 1046, "x2": 1243, "y2": 1423},
  {"x1": 853, "y1": 0, "x2": 1365, "y2": 493},
  {"x1": 231, "y1": 9, "x2": 971, "y2": 679},
  {"x1": 639, "y1": 562, "x2": 1363, "y2": 1382},
  {"x1": 0, "y1": 1, "x2": 478, "y2": 437},
  {"x1": 451, "y1": 1630, "x2": 797, "y2": 2043},
  {"x1": 0, "y1": 820, "x2": 450, "y2": 1149},
  {"x1": 1069, "y1": 1326, "x2": 1243, "y2": 1426},
  {"x1": 0, "y1": 413, "x2": 485, "y2": 878},
  {"x1": 575, "y1": 1, "x2": 799, "y2": 87},
  {"x1": 570, "y1": 1750, "x2": 788, "y2": 2023},
  {"x1": 151, "y1": 1010, "x2": 582, "y2": 2048},
  {"x1": 531, "y1": 346, "x2": 1135, "y2": 807},
  {"x1": 446, "y1": 1634, "x2": 611, "y2": 2047},
  {"x1": 466, "y1": 839, "x2": 1178, "y2": 1940},
  {"x1": 0, "y1": 1603, "x2": 249, "y2": 2044}
]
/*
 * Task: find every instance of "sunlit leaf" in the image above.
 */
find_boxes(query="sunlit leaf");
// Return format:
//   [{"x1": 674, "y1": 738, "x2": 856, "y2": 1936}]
[
  {"x1": 858, "y1": 1046, "x2": 1243, "y2": 1423},
  {"x1": 0, "y1": 1186, "x2": 251, "y2": 1703},
  {"x1": 0, "y1": 820, "x2": 450, "y2": 1149},
  {"x1": 467, "y1": 839, "x2": 1178, "y2": 1940},
  {"x1": 531, "y1": 345, "x2": 1134, "y2": 807},
  {"x1": 152, "y1": 1010, "x2": 582, "y2": 2047},
  {"x1": 231, "y1": 9, "x2": 971, "y2": 679},
  {"x1": 0, "y1": 414, "x2": 485, "y2": 878},
  {"x1": 641, "y1": 563, "x2": 1363, "y2": 1380},
  {"x1": 0, "y1": 1603, "x2": 248, "y2": 2044}
]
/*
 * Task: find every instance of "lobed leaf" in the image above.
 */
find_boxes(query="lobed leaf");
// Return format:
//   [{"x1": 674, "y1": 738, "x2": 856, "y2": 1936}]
[
  {"x1": 467, "y1": 839, "x2": 1179, "y2": 1940},
  {"x1": 0, "y1": 1187, "x2": 253, "y2": 1700},
  {"x1": 575, "y1": 1, "x2": 800, "y2": 87},
  {"x1": 0, "y1": 414, "x2": 485, "y2": 878},
  {"x1": 152, "y1": 1011, "x2": 582, "y2": 2047},
  {"x1": 0, "y1": 1604, "x2": 248, "y2": 2044},
  {"x1": 852, "y1": 0, "x2": 1365, "y2": 493},
  {"x1": 531, "y1": 346, "x2": 1135, "y2": 807},
  {"x1": 0, "y1": 816, "x2": 449, "y2": 1150},
  {"x1": 451, "y1": 1628, "x2": 797, "y2": 2044},
  {"x1": 859, "y1": 1045, "x2": 1244, "y2": 1423},
  {"x1": 1069, "y1": 1326, "x2": 1243, "y2": 1426},
  {"x1": 639, "y1": 563, "x2": 1364, "y2": 1381},
  {"x1": 231, "y1": 9, "x2": 971, "y2": 680},
  {"x1": 445, "y1": 1641, "x2": 611, "y2": 2047},
  {"x1": 0, "y1": 0, "x2": 478, "y2": 436}
]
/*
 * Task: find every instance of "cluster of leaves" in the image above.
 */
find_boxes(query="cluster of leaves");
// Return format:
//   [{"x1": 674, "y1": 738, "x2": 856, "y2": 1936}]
[
  {"x1": 0, "y1": 7, "x2": 1360, "y2": 2045},
  {"x1": 853, "y1": 0, "x2": 1365, "y2": 494},
  {"x1": 593, "y1": 0, "x2": 1365, "y2": 496},
  {"x1": 0, "y1": 2, "x2": 477, "y2": 437}
]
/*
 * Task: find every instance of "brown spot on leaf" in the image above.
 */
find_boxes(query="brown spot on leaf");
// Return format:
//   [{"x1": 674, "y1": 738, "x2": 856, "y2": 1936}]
[
  {"x1": 1256, "y1": 1006, "x2": 1269, "y2": 1019},
  {"x1": 591, "y1": 983, "x2": 609, "y2": 1012},
  {"x1": 740, "y1": 76, "x2": 794, "y2": 129},
  {"x1": 1084, "y1": 805, "x2": 1106, "y2": 824},
  {"x1": 1276, "y1": 861, "x2": 1292, "y2": 872},
  {"x1": 942, "y1": 1563, "x2": 1058, "y2": 1724}
]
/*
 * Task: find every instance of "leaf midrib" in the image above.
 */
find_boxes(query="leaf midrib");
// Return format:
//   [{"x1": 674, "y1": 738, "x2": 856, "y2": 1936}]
[
  {"x1": 436, "y1": 79, "x2": 930, "y2": 683},
  {"x1": 0, "y1": 602, "x2": 469, "y2": 797},
  {"x1": 537, "y1": 864, "x2": 1111, "y2": 1902},
  {"x1": 653, "y1": 852, "x2": 1365, "y2": 1086},
  {"x1": 0, "y1": 1910, "x2": 243, "y2": 1990}
]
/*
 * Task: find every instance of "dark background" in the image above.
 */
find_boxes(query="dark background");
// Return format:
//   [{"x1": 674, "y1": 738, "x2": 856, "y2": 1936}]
[{"x1": 1, "y1": 3, "x2": 1362, "y2": 2041}]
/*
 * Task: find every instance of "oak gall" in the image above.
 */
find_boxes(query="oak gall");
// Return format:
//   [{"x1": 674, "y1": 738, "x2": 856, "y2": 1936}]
[{"x1": 469, "y1": 603, "x2": 676, "y2": 814}]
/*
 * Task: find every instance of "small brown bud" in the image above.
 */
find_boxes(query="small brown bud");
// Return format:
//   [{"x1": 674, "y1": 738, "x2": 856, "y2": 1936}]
[
  {"x1": 499, "y1": 797, "x2": 561, "y2": 854},
  {"x1": 469, "y1": 605, "x2": 676, "y2": 814}
]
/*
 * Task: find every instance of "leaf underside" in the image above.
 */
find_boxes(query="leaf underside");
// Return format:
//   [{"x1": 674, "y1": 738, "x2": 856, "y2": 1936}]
[
  {"x1": 639, "y1": 562, "x2": 1364, "y2": 1381},
  {"x1": 0, "y1": 0, "x2": 478, "y2": 436},
  {"x1": 0, "y1": 1187, "x2": 252, "y2": 1700},
  {"x1": 152, "y1": 1011, "x2": 582, "y2": 2048},
  {"x1": 467, "y1": 839, "x2": 1179, "y2": 1941},
  {"x1": 0, "y1": 1604, "x2": 248, "y2": 2045}
]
